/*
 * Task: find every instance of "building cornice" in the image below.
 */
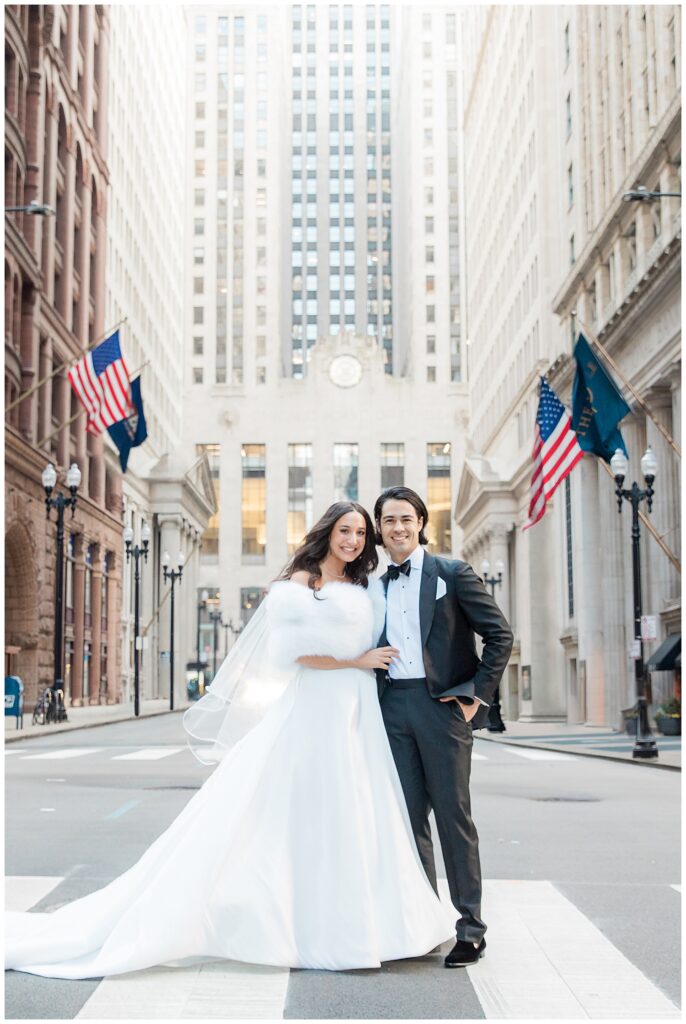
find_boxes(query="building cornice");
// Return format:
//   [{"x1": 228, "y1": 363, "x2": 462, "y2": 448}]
[{"x1": 552, "y1": 98, "x2": 682, "y2": 314}]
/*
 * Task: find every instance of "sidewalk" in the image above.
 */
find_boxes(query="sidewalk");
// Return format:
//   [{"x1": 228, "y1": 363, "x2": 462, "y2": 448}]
[
  {"x1": 4, "y1": 698, "x2": 188, "y2": 743},
  {"x1": 477, "y1": 720, "x2": 681, "y2": 770}
]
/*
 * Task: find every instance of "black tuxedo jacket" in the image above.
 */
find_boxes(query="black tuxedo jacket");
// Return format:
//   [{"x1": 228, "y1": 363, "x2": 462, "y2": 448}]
[{"x1": 376, "y1": 551, "x2": 514, "y2": 730}]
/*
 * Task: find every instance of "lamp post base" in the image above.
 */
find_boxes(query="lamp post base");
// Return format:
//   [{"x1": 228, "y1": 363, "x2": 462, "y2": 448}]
[{"x1": 632, "y1": 740, "x2": 659, "y2": 759}]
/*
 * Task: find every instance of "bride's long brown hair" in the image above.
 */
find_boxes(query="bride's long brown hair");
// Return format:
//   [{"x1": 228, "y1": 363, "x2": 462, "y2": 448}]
[{"x1": 278, "y1": 501, "x2": 378, "y2": 590}]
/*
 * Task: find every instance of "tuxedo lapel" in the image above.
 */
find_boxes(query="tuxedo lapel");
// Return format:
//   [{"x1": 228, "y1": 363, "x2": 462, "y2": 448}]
[
  {"x1": 419, "y1": 553, "x2": 438, "y2": 647},
  {"x1": 378, "y1": 571, "x2": 389, "y2": 646}
]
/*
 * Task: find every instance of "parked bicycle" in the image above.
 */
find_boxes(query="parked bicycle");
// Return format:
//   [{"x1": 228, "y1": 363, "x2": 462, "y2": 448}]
[{"x1": 32, "y1": 687, "x2": 68, "y2": 725}]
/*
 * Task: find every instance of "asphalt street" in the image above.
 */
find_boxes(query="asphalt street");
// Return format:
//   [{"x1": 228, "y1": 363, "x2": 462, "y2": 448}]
[{"x1": 5, "y1": 712, "x2": 681, "y2": 1020}]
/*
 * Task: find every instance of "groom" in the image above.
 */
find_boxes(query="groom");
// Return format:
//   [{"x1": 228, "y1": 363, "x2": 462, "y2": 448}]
[{"x1": 374, "y1": 486, "x2": 513, "y2": 968}]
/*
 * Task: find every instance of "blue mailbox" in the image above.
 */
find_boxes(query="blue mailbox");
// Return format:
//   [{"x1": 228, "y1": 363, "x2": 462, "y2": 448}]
[{"x1": 5, "y1": 676, "x2": 24, "y2": 729}]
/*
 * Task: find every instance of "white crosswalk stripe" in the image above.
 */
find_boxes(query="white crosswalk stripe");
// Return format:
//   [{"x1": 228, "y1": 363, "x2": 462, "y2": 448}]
[
  {"x1": 20, "y1": 748, "x2": 104, "y2": 761},
  {"x1": 7, "y1": 876, "x2": 679, "y2": 1019},
  {"x1": 441, "y1": 879, "x2": 679, "y2": 1019},
  {"x1": 111, "y1": 747, "x2": 187, "y2": 761},
  {"x1": 498, "y1": 745, "x2": 578, "y2": 761}
]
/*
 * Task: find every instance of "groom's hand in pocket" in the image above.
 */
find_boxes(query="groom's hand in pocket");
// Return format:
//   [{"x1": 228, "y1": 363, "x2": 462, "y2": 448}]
[{"x1": 439, "y1": 696, "x2": 479, "y2": 723}]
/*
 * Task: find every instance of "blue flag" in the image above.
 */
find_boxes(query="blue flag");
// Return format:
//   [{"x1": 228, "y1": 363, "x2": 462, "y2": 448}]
[
  {"x1": 572, "y1": 334, "x2": 630, "y2": 463},
  {"x1": 107, "y1": 375, "x2": 147, "y2": 472}
]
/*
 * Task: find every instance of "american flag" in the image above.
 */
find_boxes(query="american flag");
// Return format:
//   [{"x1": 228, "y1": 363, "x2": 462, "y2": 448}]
[
  {"x1": 523, "y1": 377, "x2": 584, "y2": 531},
  {"x1": 67, "y1": 330, "x2": 133, "y2": 435}
]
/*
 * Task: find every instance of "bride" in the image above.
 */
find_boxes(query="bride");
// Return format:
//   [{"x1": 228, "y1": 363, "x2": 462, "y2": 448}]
[{"x1": 6, "y1": 502, "x2": 455, "y2": 979}]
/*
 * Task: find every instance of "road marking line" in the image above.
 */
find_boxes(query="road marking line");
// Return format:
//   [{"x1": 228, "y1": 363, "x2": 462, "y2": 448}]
[
  {"x1": 111, "y1": 747, "x2": 186, "y2": 761},
  {"x1": 21, "y1": 748, "x2": 104, "y2": 760},
  {"x1": 5, "y1": 876, "x2": 64, "y2": 912},
  {"x1": 76, "y1": 961, "x2": 290, "y2": 1019},
  {"x1": 499, "y1": 745, "x2": 578, "y2": 762},
  {"x1": 103, "y1": 800, "x2": 141, "y2": 821},
  {"x1": 4, "y1": 749, "x2": 27, "y2": 755},
  {"x1": 437, "y1": 879, "x2": 679, "y2": 1019},
  {"x1": 670, "y1": 884, "x2": 681, "y2": 893},
  {"x1": 472, "y1": 752, "x2": 488, "y2": 760}
]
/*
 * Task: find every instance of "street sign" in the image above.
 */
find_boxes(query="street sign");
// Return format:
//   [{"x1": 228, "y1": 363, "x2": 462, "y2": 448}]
[
  {"x1": 629, "y1": 639, "x2": 641, "y2": 660},
  {"x1": 640, "y1": 615, "x2": 657, "y2": 640},
  {"x1": 160, "y1": 651, "x2": 170, "y2": 663}
]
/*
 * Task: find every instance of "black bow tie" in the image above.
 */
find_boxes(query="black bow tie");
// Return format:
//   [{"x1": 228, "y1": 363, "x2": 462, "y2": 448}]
[{"x1": 387, "y1": 560, "x2": 411, "y2": 581}]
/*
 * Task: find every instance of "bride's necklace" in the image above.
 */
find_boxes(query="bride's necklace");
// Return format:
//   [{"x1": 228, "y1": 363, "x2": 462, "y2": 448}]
[{"x1": 321, "y1": 564, "x2": 346, "y2": 579}]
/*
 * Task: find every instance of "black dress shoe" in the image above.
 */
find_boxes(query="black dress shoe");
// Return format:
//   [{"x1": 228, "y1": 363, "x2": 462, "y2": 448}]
[{"x1": 444, "y1": 937, "x2": 486, "y2": 968}]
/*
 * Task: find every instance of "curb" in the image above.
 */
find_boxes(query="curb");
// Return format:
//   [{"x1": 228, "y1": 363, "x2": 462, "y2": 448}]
[
  {"x1": 476, "y1": 732, "x2": 681, "y2": 771},
  {"x1": 4, "y1": 707, "x2": 186, "y2": 744}
]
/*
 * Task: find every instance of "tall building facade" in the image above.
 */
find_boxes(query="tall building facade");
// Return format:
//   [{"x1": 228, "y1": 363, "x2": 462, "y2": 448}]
[
  {"x1": 458, "y1": 6, "x2": 681, "y2": 727},
  {"x1": 106, "y1": 5, "x2": 214, "y2": 709},
  {"x1": 183, "y1": 4, "x2": 469, "y2": 654},
  {"x1": 5, "y1": 5, "x2": 123, "y2": 706}
]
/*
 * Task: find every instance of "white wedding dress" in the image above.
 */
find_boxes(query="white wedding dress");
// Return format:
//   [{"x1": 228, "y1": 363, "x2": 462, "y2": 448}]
[{"x1": 5, "y1": 580, "x2": 455, "y2": 979}]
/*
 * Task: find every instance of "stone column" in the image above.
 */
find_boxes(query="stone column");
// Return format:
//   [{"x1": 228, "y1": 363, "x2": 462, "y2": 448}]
[
  {"x1": 55, "y1": 372, "x2": 70, "y2": 467},
  {"x1": 23, "y1": 68, "x2": 45, "y2": 257},
  {"x1": 644, "y1": 389, "x2": 679, "y2": 609},
  {"x1": 106, "y1": 563, "x2": 121, "y2": 703},
  {"x1": 70, "y1": 535, "x2": 86, "y2": 706},
  {"x1": 38, "y1": 336, "x2": 52, "y2": 447},
  {"x1": 60, "y1": 130, "x2": 76, "y2": 327},
  {"x1": 90, "y1": 542, "x2": 102, "y2": 704},
  {"x1": 18, "y1": 287, "x2": 39, "y2": 443},
  {"x1": 576, "y1": 455, "x2": 606, "y2": 724},
  {"x1": 42, "y1": 99, "x2": 58, "y2": 297},
  {"x1": 93, "y1": 187, "x2": 107, "y2": 336},
  {"x1": 75, "y1": 156, "x2": 91, "y2": 345}
]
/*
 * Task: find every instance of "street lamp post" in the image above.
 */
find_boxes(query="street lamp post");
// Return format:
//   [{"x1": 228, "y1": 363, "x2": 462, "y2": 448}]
[
  {"x1": 610, "y1": 446, "x2": 659, "y2": 760},
  {"x1": 162, "y1": 551, "x2": 184, "y2": 712},
  {"x1": 622, "y1": 186, "x2": 682, "y2": 203},
  {"x1": 42, "y1": 462, "x2": 81, "y2": 722},
  {"x1": 196, "y1": 588, "x2": 209, "y2": 676},
  {"x1": 5, "y1": 200, "x2": 56, "y2": 215},
  {"x1": 209, "y1": 607, "x2": 223, "y2": 679},
  {"x1": 123, "y1": 522, "x2": 151, "y2": 717},
  {"x1": 481, "y1": 558, "x2": 506, "y2": 732}
]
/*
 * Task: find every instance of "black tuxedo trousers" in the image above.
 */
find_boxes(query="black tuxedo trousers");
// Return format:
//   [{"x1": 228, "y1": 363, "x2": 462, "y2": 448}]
[{"x1": 380, "y1": 678, "x2": 485, "y2": 941}]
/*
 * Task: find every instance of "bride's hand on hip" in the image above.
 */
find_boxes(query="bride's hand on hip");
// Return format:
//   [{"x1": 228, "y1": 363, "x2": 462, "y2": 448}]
[{"x1": 355, "y1": 646, "x2": 399, "y2": 671}]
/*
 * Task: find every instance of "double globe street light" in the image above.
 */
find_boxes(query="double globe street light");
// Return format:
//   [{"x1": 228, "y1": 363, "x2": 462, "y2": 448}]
[
  {"x1": 42, "y1": 461, "x2": 81, "y2": 722},
  {"x1": 123, "y1": 522, "x2": 151, "y2": 717},
  {"x1": 610, "y1": 446, "x2": 659, "y2": 760},
  {"x1": 162, "y1": 552, "x2": 184, "y2": 712},
  {"x1": 481, "y1": 559, "x2": 506, "y2": 732}
]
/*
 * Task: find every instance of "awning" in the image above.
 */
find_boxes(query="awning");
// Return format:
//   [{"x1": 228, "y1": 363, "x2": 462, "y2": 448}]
[{"x1": 646, "y1": 634, "x2": 681, "y2": 671}]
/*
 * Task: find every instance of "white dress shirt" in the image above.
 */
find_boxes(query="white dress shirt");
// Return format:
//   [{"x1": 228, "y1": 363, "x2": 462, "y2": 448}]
[
  {"x1": 385, "y1": 545, "x2": 489, "y2": 706},
  {"x1": 386, "y1": 545, "x2": 426, "y2": 679}
]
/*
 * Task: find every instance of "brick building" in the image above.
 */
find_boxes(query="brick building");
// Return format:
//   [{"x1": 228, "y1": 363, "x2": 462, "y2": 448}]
[{"x1": 5, "y1": 5, "x2": 123, "y2": 706}]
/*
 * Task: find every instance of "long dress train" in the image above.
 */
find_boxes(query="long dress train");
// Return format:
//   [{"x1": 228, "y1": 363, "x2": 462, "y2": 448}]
[{"x1": 6, "y1": 580, "x2": 455, "y2": 978}]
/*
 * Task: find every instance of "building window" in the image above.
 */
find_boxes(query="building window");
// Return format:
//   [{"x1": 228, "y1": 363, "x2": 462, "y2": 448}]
[
  {"x1": 567, "y1": 163, "x2": 574, "y2": 207},
  {"x1": 426, "y1": 443, "x2": 451, "y2": 554},
  {"x1": 333, "y1": 443, "x2": 359, "y2": 501},
  {"x1": 564, "y1": 22, "x2": 570, "y2": 67},
  {"x1": 287, "y1": 444, "x2": 313, "y2": 553},
  {"x1": 569, "y1": 234, "x2": 575, "y2": 265},
  {"x1": 380, "y1": 442, "x2": 404, "y2": 488},
  {"x1": 427, "y1": 365, "x2": 436, "y2": 382},
  {"x1": 565, "y1": 93, "x2": 572, "y2": 137},
  {"x1": 241, "y1": 444, "x2": 266, "y2": 563},
  {"x1": 197, "y1": 444, "x2": 220, "y2": 562},
  {"x1": 193, "y1": 367, "x2": 203, "y2": 384}
]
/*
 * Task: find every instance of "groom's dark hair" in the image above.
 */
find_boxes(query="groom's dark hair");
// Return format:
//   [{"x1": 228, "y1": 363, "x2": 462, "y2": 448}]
[{"x1": 373, "y1": 487, "x2": 429, "y2": 547}]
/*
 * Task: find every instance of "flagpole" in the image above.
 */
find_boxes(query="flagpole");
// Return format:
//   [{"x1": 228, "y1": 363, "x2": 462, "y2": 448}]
[
  {"x1": 5, "y1": 318, "x2": 129, "y2": 413},
  {"x1": 598, "y1": 458, "x2": 681, "y2": 574},
  {"x1": 36, "y1": 358, "x2": 150, "y2": 448},
  {"x1": 574, "y1": 317, "x2": 680, "y2": 457}
]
